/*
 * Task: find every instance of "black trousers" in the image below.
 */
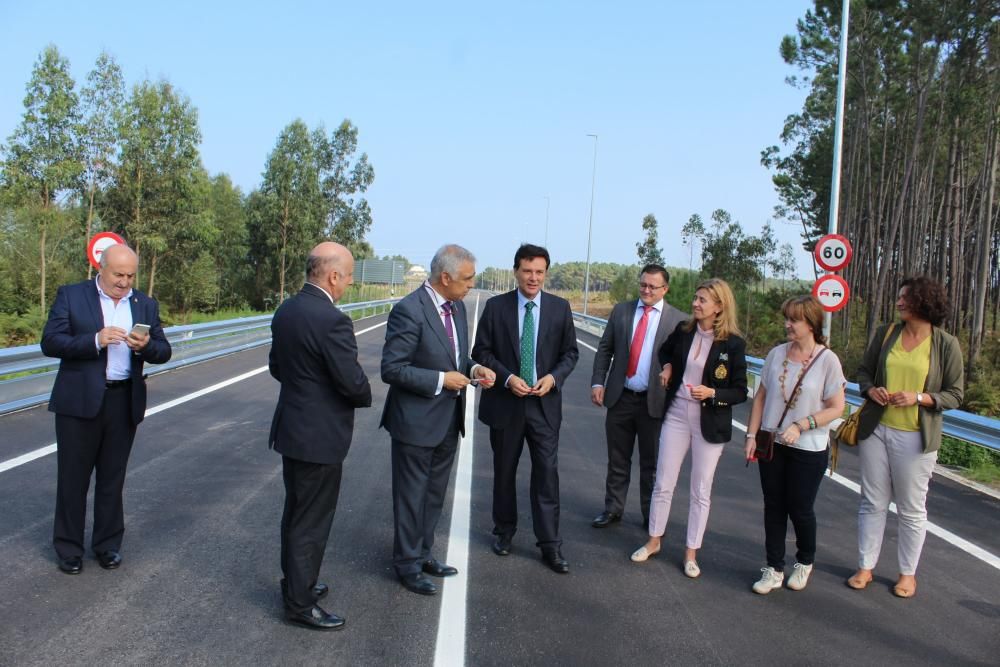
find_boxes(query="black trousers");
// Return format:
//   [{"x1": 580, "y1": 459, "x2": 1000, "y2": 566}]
[
  {"x1": 490, "y1": 397, "x2": 561, "y2": 551},
  {"x1": 603, "y1": 390, "x2": 661, "y2": 522},
  {"x1": 280, "y1": 456, "x2": 343, "y2": 613},
  {"x1": 53, "y1": 384, "x2": 137, "y2": 560},
  {"x1": 757, "y1": 443, "x2": 829, "y2": 570},
  {"x1": 391, "y1": 401, "x2": 460, "y2": 577}
]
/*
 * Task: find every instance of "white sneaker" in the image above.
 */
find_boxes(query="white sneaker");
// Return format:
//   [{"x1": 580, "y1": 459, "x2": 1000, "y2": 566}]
[
  {"x1": 786, "y1": 562, "x2": 813, "y2": 591},
  {"x1": 752, "y1": 567, "x2": 784, "y2": 594}
]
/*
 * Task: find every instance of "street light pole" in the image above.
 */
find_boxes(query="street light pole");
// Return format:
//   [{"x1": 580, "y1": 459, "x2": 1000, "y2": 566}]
[{"x1": 583, "y1": 133, "x2": 598, "y2": 316}]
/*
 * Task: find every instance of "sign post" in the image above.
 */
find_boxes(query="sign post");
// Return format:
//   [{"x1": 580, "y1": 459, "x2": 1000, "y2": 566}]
[{"x1": 812, "y1": 233, "x2": 853, "y2": 317}]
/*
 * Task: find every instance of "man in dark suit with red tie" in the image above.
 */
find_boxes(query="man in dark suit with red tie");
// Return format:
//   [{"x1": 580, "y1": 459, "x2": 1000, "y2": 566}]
[
  {"x1": 41, "y1": 243, "x2": 172, "y2": 575},
  {"x1": 380, "y1": 244, "x2": 496, "y2": 596},
  {"x1": 590, "y1": 264, "x2": 687, "y2": 529},
  {"x1": 269, "y1": 242, "x2": 372, "y2": 630},
  {"x1": 472, "y1": 244, "x2": 579, "y2": 573}
]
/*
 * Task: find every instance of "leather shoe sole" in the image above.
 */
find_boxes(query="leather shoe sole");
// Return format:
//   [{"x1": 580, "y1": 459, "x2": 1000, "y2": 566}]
[
  {"x1": 58, "y1": 557, "x2": 83, "y2": 574},
  {"x1": 492, "y1": 537, "x2": 512, "y2": 556},
  {"x1": 97, "y1": 551, "x2": 122, "y2": 570},
  {"x1": 542, "y1": 552, "x2": 570, "y2": 574},
  {"x1": 400, "y1": 573, "x2": 437, "y2": 596},
  {"x1": 591, "y1": 511, "x2": 622, "y2": 528},
  {"x1": 285, "y1": 605, "x2": 345, "y2": 630},
  {"x1": 422, "y1": 559, "x2": 458, "y2": 577}
]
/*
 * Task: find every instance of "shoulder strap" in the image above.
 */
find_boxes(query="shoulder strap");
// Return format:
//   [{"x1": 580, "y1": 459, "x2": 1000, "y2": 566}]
[{"x1": 774, "y1": 347, "x2": 828, "y2": 429}]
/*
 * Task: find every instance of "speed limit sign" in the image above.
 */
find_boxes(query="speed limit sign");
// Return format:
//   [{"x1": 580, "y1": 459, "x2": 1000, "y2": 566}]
[
  {"x1": 812, "y1": 275, "x2": 850, "y2": 312},
  {"x1": 814, "y1": 234, "x2": 853, "y2": 272},
  {"x1": 87, "y1": 231, "x2": 126, "y2": 270}
]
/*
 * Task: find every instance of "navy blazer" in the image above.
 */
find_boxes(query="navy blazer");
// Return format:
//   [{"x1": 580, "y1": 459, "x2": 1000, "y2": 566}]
[
  {"x1": 472, "y1": 290, "x2": 579, "y2": 429},
  {"x1": 657, "y1": 322, "x2": 748, "y2": 443},
  {"x1": 269, "y1": 284, "x2": 372, "y2": 465},
  {"x1": 41, "y1": 279, "x2": 172, "y2": 426},
  {"x1": 380, "y1": 285, "x2": 474, "y2": 447}
]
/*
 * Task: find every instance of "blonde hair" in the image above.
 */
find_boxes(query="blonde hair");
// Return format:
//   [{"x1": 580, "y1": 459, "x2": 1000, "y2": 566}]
[{"x1": 683, "y1": 278, "x2": 741, "y2": 340}]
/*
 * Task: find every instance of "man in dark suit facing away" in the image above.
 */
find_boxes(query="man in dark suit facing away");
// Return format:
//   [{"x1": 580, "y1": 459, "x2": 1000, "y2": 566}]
[
  {"x1": 472, "y1": 244, "x2": 579, "y2": 573},
  {"x1": 590, "y1": 264, "x2": 688, "y2": 529},
  {"x1": 41, "y1": 243, "x2": 172, "y2": 575},
  {"x1": 380, "y1": 244, "x2": 496, "y2": 596},
  {"x1": 269, "y1": 242, "x2": 372, "y2": 630}
]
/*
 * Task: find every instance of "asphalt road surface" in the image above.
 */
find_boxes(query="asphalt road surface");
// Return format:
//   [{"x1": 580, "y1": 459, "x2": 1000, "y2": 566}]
[{"x1": 1, "y1": 292, "x2": 998, "y2": 666}]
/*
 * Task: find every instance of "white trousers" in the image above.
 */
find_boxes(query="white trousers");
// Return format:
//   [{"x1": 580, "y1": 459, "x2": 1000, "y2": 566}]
[
  {"x1": 647, "y1": 399, "x2": 724, "y2": 549},
  {"x1": 857, "y1": 423, "x2": 936, "y2": 575}
]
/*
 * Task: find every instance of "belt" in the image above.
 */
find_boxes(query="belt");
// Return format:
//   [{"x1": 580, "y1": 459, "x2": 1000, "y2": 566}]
[
  {"x1": 105, "y1": 379, "x2": 132, "y2": 389},
  {"x1": 623, "y1": 388, "x2": 647, "y2": 396}
]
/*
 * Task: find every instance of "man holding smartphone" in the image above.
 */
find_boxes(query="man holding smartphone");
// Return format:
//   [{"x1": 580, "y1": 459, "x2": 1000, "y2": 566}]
[{"x1": 41, "y1": 243, "x2": 171, "y2": 575}]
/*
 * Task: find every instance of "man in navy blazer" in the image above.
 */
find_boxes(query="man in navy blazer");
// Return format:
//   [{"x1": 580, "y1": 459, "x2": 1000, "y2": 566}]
[
  {"x1": 380, "y1": 244, "x2": 496, "y2": 596},
  {"x1": 269, "y1": 242, "x2": 372, "y2": 630},
  {"x1": 472, "y1": 244, "x2": 579, "y2": 573},
  {"x1": 41, "y1": 244, "x2": 171, "y2": 575}
]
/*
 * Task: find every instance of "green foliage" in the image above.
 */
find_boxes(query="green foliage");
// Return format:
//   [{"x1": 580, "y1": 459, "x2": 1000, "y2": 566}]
[
  {"x1": 635, "y1": 213, "x2": 664, "y2": 266},
  {"x1": 609, "y1": 266, "x2": 640, "y2": 304},
  {"x1": 938, "y1": 436, "x2": 1000, "y2": 485}
]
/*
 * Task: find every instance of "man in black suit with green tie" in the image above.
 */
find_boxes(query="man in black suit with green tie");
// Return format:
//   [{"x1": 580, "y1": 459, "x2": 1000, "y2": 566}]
[
  {"x1": 269, "y1": 242, "x2": 372, "y2": 630},
  {"x1": 473, "y1": 244, "x2": 579, "y2": 573}
]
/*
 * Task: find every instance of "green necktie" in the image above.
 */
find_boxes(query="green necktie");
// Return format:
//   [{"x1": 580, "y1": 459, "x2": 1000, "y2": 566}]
[{"x1": 520, "y1": 301, "x2": 535, "y2": 382}]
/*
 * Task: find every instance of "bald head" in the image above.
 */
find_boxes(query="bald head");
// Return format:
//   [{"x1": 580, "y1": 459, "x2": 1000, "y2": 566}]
[
  {"x1": 306, "y1": 242, "x2": 354, "y2": 301},
  {"x1": 98, "y1": 243, "x2": 138, "y2": 302}
]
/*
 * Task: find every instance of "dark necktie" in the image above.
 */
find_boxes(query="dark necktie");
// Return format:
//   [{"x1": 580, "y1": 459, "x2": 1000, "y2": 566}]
[
  {"x1": 442, "y1": 301, "x2": 456, "y2": 356},
  {"x1": 520, "y1": 301, "x2": 535, "y2": 382}
]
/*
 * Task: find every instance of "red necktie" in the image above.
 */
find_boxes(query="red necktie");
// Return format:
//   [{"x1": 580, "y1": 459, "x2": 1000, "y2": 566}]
[{"x1": 626, "y1": 306, "x2": 652, "y2": 378}]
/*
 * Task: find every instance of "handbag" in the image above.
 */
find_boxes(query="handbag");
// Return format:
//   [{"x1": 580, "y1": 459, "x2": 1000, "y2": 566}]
[
  {"x1": 830, "y1": 325, "x2": 896, "y2": 472},
  {"x1": 755, "y1": 347, "x2": 827, "y2": 463}
]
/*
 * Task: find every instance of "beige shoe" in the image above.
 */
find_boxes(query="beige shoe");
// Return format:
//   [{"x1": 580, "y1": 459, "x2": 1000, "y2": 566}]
[
  {"x1": 752, "y1": 567, "x2": 784, "y2": 594},
  {"x1": 630, "y1": 545, "x2": 660, "y2": 562},
  {"x1": 683, "y1": 560, "x2": 701, "y2": 578},
  {"x1": 786, "y1": 562, "x2": 813, "y2": 591}
]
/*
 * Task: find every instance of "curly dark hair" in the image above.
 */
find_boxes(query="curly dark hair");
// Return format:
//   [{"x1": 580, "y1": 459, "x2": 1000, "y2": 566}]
[{"x1": 899, "y1": 276, "x2": 948, "y2": 326}]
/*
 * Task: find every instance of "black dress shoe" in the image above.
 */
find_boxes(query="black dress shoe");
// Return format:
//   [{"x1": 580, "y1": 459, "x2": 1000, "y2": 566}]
[
  {"x1": 492, "y1": 535, "x2": 512, "y2": 556},
  {"x1": 285, "y1": 605, "x2": 346, "y2": 630},
  {"x1": 280, "y1": 579, "x2": 329, "y2": 602},
  {"x1": 97, "y1": 550, "x2": 122, "y2": 570},
  {"x1": 591, "y1": 511, "x2": 622, "y2": 528},
  {"x1": 422, "y1": 559, "x2": 458, "y2": 577},
  {"x1": 400, "y1": 572, "x2": 437, "y2": 596},
  {"x1": 542, "y1": 550, "x2": 570, "y2": 574},
  {"x1": 58, "y1": 556, "x2": 83, "y2": 574}
]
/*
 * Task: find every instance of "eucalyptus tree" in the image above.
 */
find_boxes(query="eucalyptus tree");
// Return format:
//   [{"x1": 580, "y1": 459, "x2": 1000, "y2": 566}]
[
  {"x1": 316, "y1": 119, "x2": 375, "y2": 246},
  {"x1": 636, "y1": 213, "x2": 664, "y2": 266}
]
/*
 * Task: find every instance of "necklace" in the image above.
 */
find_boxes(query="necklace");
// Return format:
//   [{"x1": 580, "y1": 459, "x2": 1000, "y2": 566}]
[{"x1": 778, "y1": 343, "x2": 818, "y2": 409}]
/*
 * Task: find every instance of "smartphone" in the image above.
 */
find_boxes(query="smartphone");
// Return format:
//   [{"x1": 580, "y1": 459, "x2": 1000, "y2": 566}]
[
  {"x1": 130, "y1": 323, "x2": 150, "y2": 337},
  {"x1": 469, "y1": 378, "x2": 481, "y2": 386}
]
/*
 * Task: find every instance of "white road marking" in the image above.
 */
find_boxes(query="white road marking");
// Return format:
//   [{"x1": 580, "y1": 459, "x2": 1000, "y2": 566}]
[
  {"x1": 731, "y1": 419, "x2": 1000, "y2": 572},
  {"x1": 0, "y1": 319, "x2": 389, "y2": 475},
  {"x1": 434, "y1": 292, "x2": 480, "y2": 667},
  {"x1": 577, "y1": 338, "x2": 598, "y2": 353}
]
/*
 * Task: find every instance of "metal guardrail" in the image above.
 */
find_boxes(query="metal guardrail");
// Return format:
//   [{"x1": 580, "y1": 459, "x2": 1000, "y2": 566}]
[
  {"x1": 572, "y1": 312, "x2": 1000, "y2": 452},
  {"x1": 0, "y1": 297, "x2": 399, "y2": 415}
]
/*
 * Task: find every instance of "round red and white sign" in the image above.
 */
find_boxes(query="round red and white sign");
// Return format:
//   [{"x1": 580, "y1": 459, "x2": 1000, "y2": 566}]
[
  {"x1": 87, "y1": 232, "x2": 126, "y2": 270},
  {"x1": 811, "y1": 275, "x2": 850, "y2": 312},
  {"x1": 814, "y1": 233, "x2": 853, "y2": 272}
]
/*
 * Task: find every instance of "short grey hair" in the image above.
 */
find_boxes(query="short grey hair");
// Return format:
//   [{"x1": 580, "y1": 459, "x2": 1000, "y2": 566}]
[
  {"x1": 99, "y1": 244, "x2": 136, "y2": 268},
  {"x1": 430, "y1": 244, "x2": 476, "y2": 282},
  {"x1": 306, "y1": 253, "x2": 342, "y2": 281}
]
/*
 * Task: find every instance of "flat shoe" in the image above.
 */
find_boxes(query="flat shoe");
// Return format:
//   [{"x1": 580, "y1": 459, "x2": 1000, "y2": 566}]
[
  {"x1": 683, "y1": 560, "x2": 701, "y2": 578},
  {"x1": 630, "y1": 545, "x2": 660, "y2": 562},
  {"x1": 846, "y1": 571, "x2": 873, "y2": 590},
  {"x1": 892, "y1": 581, "x2": 916, "y2": 598}
]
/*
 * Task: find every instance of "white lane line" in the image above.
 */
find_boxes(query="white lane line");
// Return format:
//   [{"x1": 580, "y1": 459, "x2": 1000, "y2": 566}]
[
  {"x1": 731, "y1": 419, "x2": 1000, "y2": 572},
  {"x1": 434, "y1": 293, "x2": 480, "y2": 667},
  {"x1": 0, "y1": 319, "x2": 389, "y2": 475},
  {"x1": 577, "y1": 338, "x2": 597, "y2": 353}
]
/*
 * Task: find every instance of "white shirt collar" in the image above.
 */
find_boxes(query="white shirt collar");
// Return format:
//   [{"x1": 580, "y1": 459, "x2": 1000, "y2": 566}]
[
  {"x1": 95, "y1": 276, "x2": 133, "y2": 302},
  {"x1": 305, "y1": 281, "x2": 335, "y2": 304}
]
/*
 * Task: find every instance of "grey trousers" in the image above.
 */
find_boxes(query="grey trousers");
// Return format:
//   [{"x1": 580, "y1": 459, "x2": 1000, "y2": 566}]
[{"x1": 857, "y1": 423, "x2": 936, "y2": 575}]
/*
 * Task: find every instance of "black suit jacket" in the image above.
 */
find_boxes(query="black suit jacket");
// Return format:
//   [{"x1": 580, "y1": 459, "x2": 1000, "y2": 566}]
[
  {"x1": 473, "y1": 290, "x2": 579, "y2": 429},
  {"x1": 41, "y1": 279, "x2": 172, "y2": 426},
  {"x1": 380, "y1": 286, "x2": 475, "y2": 447},
  {"x1": 657, "y1": 322, "x2": 748, "y2": 443},
  {"x1": 269, "y1": 284, "x2": 372, "y2": 465}
]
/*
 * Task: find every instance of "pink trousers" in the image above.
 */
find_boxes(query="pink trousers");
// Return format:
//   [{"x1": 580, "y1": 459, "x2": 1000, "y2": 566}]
[{"x1": 647, "y1": 398, "x2": 725, "y2": 549}]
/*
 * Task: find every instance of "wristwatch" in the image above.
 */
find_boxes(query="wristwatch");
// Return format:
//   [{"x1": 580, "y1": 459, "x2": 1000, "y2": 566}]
[{"x1": 916, "y1": 392, "x2": 923, "y2": 406}]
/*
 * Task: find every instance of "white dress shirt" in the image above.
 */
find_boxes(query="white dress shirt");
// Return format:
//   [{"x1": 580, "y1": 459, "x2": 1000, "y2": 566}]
[
  {"x1": 623, "y1": 299, "x2": 663, "y2": 392},
  {"x1": 94, "y1": 277, "x2": 134, "y2": 381}
]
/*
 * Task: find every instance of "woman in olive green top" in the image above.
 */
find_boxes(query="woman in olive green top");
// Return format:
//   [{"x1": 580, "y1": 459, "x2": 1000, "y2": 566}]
[{"x1": 847, "y1": 277, "x2": 964, "y2": 598}]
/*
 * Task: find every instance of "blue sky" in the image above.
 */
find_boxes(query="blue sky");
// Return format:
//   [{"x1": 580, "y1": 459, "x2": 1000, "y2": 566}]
[{"x1": 1, "y1": 0, "x2": 817, "y2": 275}]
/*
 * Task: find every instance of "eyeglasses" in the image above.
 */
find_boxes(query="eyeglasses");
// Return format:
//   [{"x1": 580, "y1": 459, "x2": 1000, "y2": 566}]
[{"x1": 638, "y1": 283, "x2": 666, "y2": 291}]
